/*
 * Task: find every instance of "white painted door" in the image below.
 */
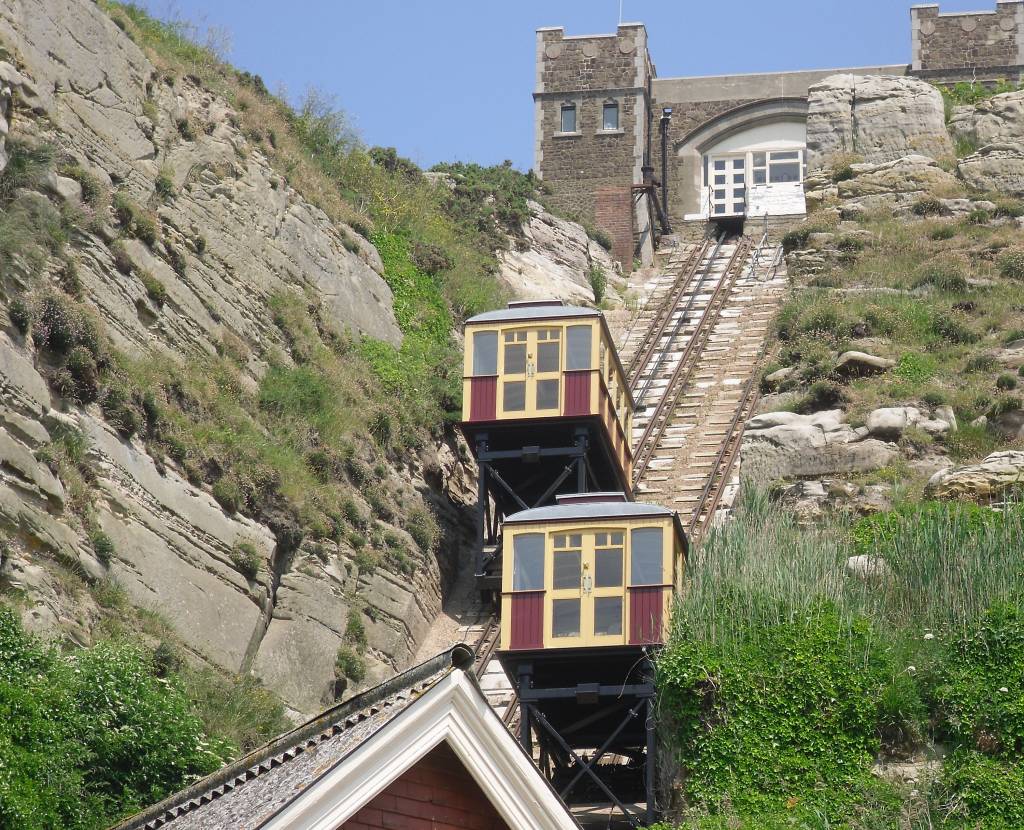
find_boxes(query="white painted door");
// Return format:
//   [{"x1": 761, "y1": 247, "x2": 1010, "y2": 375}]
[{"x1": 707, "y1": 155, "x2": 747, "y2": 217}]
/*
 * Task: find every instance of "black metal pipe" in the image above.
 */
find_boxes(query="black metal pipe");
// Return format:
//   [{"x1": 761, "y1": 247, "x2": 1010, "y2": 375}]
[{"x1": 660, "y1": 109, "x2": 672, "y2": 233}]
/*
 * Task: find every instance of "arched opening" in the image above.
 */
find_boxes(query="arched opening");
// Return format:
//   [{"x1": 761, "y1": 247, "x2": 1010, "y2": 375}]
[{"x1": 672, "y1": 98, "x2": 809, "y2": 223}]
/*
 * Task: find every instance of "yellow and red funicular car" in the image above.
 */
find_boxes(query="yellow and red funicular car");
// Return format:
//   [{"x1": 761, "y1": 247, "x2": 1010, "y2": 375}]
[
  {"x1": 499, "y1": 493, "x2": 686, "y2": 658},
  {"x1": 461, "y1": 301, "x2": 634, "y2": 491}
]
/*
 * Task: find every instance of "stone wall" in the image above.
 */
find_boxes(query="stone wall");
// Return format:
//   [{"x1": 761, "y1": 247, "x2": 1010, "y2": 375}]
[
  {"x1": 534, "y1": 24, "x2": 650, "y2": 270},
  {"x1": 912, "y1": 2, "x2": 1024, "y2": 75}
]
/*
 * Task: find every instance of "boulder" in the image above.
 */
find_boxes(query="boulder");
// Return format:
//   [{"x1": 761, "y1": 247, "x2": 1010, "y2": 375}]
[
  {"x1": 742, "y1": 411, "x2": 897, "y2": 482},
  {"x1": 806, "y1": 75, "x2": 953, "y2": 169},
  {"x1": 762, "y1": 366, "x2": 794, "y2": 390},
  {"x1": 997, "y1": 338, "x2": 1024, "y2": 370},
  {"x1": 949, "y1": 91, "x2": 1024, "y2": 148},
  {"x1": 837, "y1": 155, "x2": 961, "y2": 199},
  {"x1": 935, "y1": 406, "x2": 958, "y2": 433},
  {"x1": 925, "y1": 451, "x2": 1024, "y2": 500},
  {"x1": 845, "y1": 555, "x2": 893, "y2": 581},
  {"x1": 865, "y1": 406, "x2": 922, "y2": 439},
  {"x1": 993, "y1": 409, "x2": 1024, "y2": 440},
  {"x1": 958, "y1": 144, "x2": 1024, "y2": 196},
  {"x1": 835, "y1": 350, "x2": 896, "y2": 377}
]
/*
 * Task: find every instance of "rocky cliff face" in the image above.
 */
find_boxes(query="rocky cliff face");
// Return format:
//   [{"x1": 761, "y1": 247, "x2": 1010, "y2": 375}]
[
  {"x1": 806, "y1": 74, "x2": 953, "y2": 170},
  {"x1": 497, "y1": 200, "x2": 622, "y2": 305},
  {"x1": 746, "y1": 75, "x2": 1024, "y2": 517},
  {"x1": 0, "y1": 0, "x2": 598, "y2": 718}
]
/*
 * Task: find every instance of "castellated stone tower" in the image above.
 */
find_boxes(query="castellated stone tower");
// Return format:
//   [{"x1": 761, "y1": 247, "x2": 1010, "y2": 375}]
[
  {"x1": 533, "y1": 24, "x2": 654, "y2": 273},
  {"x1": 912, "y1": 1, "x2": 1024, "y2": 77}
]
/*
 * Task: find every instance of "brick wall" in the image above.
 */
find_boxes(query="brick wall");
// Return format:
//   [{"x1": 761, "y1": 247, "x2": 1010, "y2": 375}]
[
  {"x1": 594, "y1": 187, "x2": 634, "y2": 269},
  {"x1": 340, "y1": 743, "x2": 511, "y2": 830},
  {"x1": 913, "y1": 2, "x2": 1024, "y2": 72}
]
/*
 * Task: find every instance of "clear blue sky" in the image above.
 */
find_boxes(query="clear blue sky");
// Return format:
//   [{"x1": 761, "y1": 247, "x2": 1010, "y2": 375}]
[{"x1": 142, "y1": 0, "x2": 993, "y2": 171}]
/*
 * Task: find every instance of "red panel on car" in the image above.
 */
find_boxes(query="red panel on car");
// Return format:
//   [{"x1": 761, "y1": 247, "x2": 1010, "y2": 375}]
[
  {"x1": 509, "y1": 592, "x2": 545, "y2": 650},
  {"x1": 563, "y1": 370, "x2": 592, "y2": 416},
  {"x1": 629, "y1": 587, "x2": 664, "y2": 645},
  {"x1": 469, "y1": 376, "x2": 497, "y2": 421}
]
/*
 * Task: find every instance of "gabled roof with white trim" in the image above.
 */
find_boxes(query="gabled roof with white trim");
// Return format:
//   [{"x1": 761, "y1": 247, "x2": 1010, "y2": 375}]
[{"x1": 111, "y1": 646, "x2": 580, "y2": 830}]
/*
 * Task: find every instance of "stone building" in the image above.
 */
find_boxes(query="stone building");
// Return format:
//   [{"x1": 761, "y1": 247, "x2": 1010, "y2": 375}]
[{"x1": 534, "y1": 1, "x2": 1024, "y2": 270}]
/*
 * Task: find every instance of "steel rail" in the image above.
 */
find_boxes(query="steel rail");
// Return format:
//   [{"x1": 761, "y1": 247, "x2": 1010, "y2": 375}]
[
  {"x1": 624, "y1": 238, "x2": 711, "y2": 386},
  {"x1": 631, "y1": 237, "x2": 752, "y2": 485},
  {"x1": 631, "y1": 232, "x2": 727, "y2": 411},
  {"x1": 685, "y1": 361, "x2": 762, "y2": 538}
]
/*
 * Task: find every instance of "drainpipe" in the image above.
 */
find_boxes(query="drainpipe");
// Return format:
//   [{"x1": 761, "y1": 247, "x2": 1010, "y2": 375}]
[{"x1": 659, "y1": 107, "x2": 673, "y2": 233}]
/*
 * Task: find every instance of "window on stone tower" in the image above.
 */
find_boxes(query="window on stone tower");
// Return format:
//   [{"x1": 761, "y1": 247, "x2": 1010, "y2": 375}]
[
  {"x1": 602, "y1": 102, "x2": 619, "y2": 131},
  {"x1": 560, "y1": 104, "x2": 577, "y2": 134}
]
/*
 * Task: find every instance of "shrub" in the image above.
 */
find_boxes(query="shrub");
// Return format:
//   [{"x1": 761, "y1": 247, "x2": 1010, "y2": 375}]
[
  {"x1": 89, "y1": 529, "x2": 116, "y2": 563},
  {"x1": 369, "y1": 408, "x2": 393, "y2": 448},
  {"x1": 993, "y1": 198, "x2": 1024, "y2": 219},
  {"x1": 32, "y1": 292, "x2": 81, "y2": 354},
  {"x1": 914, "y1": 263, "x2": 969, "y2": 293},
  {"x1": 334, "y1": 645, "x2": 366, "y2": 683},
  {"x1": 831, "y1": 164, "x2": 855, "y2": 183},
  {"x1": 345, "y1": 608, "x2": 368, "y2": 651},
  {"x1": 409, "y1": 240, "x2": 452, "y2": 275},
  {"x1": 0, "y1": 139, "x2": 54, "y2": 203},
  {"x1": 164, "y1": 243, "x2": 186, "y2": 275},
  {"x1": 0, "y1": 608, "x2": 227, "y2": 826},
  {"x1": 60, "y1": 257, "x2": 83, "y2": 297},
  {"x1": 588, "y1": 264, "x2": 607, "y2": 304},
  {"x1": 8, "y1": 296, "x2": 31, "y2": 334},
  {"x1": 404, "y1": 506, "x2": 438, "y2": 554},
  {"x1": 912, "y1": 195, "x2": 943, "y2": 216},
  {"x1": 999, "y1": 250, "x2": 1024, "y2": 281},
  {"x1": 176, "y1": 117, "x2": 196, "y2": 141},
  {"x1": 797, "y1": 379, "x2": 847, "y2": 412},
  {"x1": 344, "y1": 457, "x2": 371, "y2": 488},
  {"x1": 590, "y1": 227, "x2": 613, "y2": 251},
  {"x1": 100, "y1": 385, "x2": 141, "y2": 438},
  {"x1": 111, "y1": 238, "x2": 133, "y2": 273},
  {"x1": 966, "y1": 354, "x2": 997, "y2": 373},
  {"x1": 997, "y1": 373, "x2": 1019, "y2": 391},
  {"x1": 349, "y1": 217, "x2": 372, "y2": 239},
  {"x1": 154, "y1": 166, "x2": 175, "y2": 199},
  {"x1": 229, "y1": 541, "x2": 260, "y2": 579},
  {"x1": 134, "y1": 211, "x2": 159, "y2": 245},
  {"x1": 781, "y1": 226, "x2": 812, "y2": 252},
  {"x1": 212, "y1": 477, "x2": 242, "y2": 514},
  {"x1": 342, "y1": 497, "x2": 366, "y2": 529},
  {"x1": 340, "y1": 232, "x2": 360, "y2": 254},
  {"x1": 966, "y1": 207, "x2": 991, "y2": 225},
  {"x1": 67, "y1": 345, "x2": 100, "y2": 403},
  {"x1": 930, "y1": 223, "x2": 957, "y2": 240},
  {"x1": 932, "y1": 313, "x2": 978, "y2": 344},
  {"x1": 139, "y1": 269, "x2": 168, "y2": 306}
]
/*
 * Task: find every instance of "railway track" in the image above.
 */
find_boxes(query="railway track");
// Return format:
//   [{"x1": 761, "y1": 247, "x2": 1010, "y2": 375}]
[{"x1": 630, "y1": 232, "x2": 787, "y2": 539}]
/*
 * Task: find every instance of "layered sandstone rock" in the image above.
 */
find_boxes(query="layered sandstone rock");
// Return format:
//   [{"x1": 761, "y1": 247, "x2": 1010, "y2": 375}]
[
  {"x1": 949, "y1": 91, "x2": 1024, "y2": 149},
  {"x1": 497, "y1": 201, "x2": 622, "y2": 306},
  {"x1": 741, "y1": 410, "x2": 898, "y2": 482},
  {"x1": 925, "y1": 451, "x2": 1024, "y2": 501},
  {"x1": 806, "y1": 75, "x2": 953, "y2": 169},
  {"x1": 958, "y1": 144, "x2": 1024, "y2": 196}
]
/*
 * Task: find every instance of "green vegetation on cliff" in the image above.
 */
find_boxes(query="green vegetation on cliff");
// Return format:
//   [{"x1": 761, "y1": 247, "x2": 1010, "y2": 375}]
[
  {"x1": 773, "y1": 208, "x2": 1024, "y2": 468},
  {"x1": 656, "y1": 491, "x2": 1024, "y2": 830},
  {"x1": 0, "y1": 607, "x2": 285, "y2": 829}
]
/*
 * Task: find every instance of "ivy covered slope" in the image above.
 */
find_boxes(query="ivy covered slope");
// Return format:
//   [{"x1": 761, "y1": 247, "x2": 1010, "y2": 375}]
[{"x1": 656, "y1": 77, "x2": 1024, "y2": 830}]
